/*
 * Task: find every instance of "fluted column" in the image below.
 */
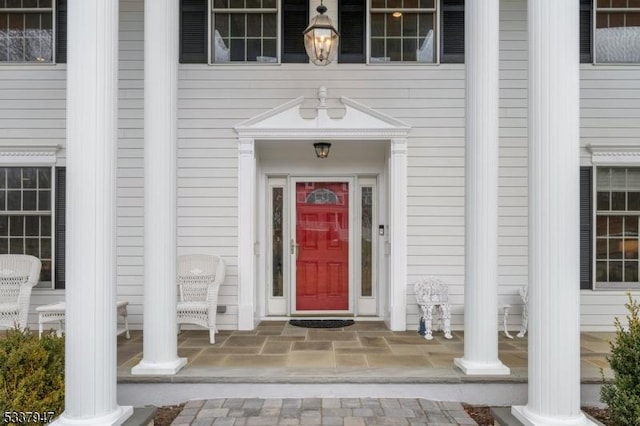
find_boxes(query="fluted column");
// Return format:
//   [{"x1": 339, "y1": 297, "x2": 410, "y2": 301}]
[
  {"x1": 389, "y1": 138, "x2": 407, "y2": 331},
  {"x1": 511, "y1": 1, "x2": 593, "y2": 425},
  {"x1": 454, "y1": 0, "x2": 509, "y2": 375},
  {"x1": 132, "y1": 0, "x2": 186, "y2": 375},
  {"x1": 56, "y1": 0, "x2": 132, "y2": 424},
  {"x1": 238, "y1": 138, "x2": 256, "y2": 330}
]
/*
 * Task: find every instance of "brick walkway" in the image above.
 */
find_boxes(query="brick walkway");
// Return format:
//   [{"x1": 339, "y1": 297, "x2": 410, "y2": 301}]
[{"x1": 170, "y1": 398, "x2": 478, "y2": 425}]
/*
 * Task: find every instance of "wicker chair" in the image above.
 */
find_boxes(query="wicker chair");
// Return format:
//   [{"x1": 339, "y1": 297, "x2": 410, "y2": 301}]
[
  {"x1": 0, "y1": 254, "x2": 42, "y2": 330},
  {"x1": 176, "y1": 254, "x2": 225, "y2": 344}
]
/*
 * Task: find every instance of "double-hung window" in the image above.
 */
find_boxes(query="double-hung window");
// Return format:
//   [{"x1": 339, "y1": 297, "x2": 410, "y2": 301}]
[
  {"x1": 0, "y1": 0, "x2": 54, "y2": 62},
  {"x1": 0, "y1": 166, "x2": 65, "y2": 289},
  {"x1": 180, "y1": 0, "x2": 308, "y2": 64},
  {"x1": 370, "y1": 0, "x2": 436, "y2": 63},
  {"x1": 180, "y1": 0, "x2": 461, "y2": 64},
  {"x1": 0, "y1": 167, "x2": 53, "y2": 284},
  {"x1": 594, "y1": 0, "x2": 640, "y2": 63},
  {"x1": 211, "y1": 0, "x2": 277, "y2": 63},
  {"x1": 595, "y1": 167, "x2": 640, "y2": 288}
]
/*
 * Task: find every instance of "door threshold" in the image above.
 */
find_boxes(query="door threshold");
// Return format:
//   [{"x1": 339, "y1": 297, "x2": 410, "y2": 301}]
[
  {"x1": 290, "y1": 313, "x2": 355, "y2": 318},
  {"x1": 261, "y1": 316, "x2": 384, "y2": 321}
]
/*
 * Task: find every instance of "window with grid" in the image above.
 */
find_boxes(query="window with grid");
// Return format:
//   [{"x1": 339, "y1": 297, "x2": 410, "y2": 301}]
[
  {"x1": 594, "y1": 0, "x2": 640, "y2": 63},
  {"x1": 370, "y1": 0, "x2": 436, "y2": 63},
  {"x1": 595, "y1": 167, "x2": 640, "y2": 288},
  {"x1": 0, "y1": 167, "x2": 52, "y2": 285},
  {"x1": 0, "y1": 0, "x2": 54, "y2": 62},
  {"x1": 211, "y1": 0, "x2": 277, "y2": 63}
]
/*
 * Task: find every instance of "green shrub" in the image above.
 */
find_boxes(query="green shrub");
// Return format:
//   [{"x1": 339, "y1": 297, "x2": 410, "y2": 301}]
[
  {"x1": 0, "y1": 328, "x2": 64, "y2": 425},
  {"x1": 600, "y1": 294, "x2": 640, "y2": 426}
]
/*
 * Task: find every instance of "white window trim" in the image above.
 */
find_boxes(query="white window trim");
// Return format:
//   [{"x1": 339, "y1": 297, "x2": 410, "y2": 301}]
[
  {"x1": 208, "y1": 0, "x2": 280, "y2": 64},
  {"x1": 0, "y1": 145, "x2": 61, "y2": 289},
  {"x1": 0, "y1": 147, "x2": 58, "y2": 166},
  {"x1": 0, "y1": 2, "x2": 58, "y2": 64},
  {"x1": 589, "y1": 145, "x2": 640, "y2": 290},
  {"x1": 592, "y1": 0, "x2": 640, "y2": 65},
  {"x1": 367, "y1": 0, "x2": 441, "y2": 65},
  {"x1": 589, "y1": 145, "x2": 640, "y2": 166}
]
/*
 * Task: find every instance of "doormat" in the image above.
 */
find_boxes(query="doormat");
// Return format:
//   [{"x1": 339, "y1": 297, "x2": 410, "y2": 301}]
[{"x1": 289, "y1": 319, "x2": 355, "y2": 329}]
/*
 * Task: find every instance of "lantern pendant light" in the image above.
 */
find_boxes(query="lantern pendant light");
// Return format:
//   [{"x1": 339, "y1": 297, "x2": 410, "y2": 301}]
[{"x1": 303, "y1": 0, "x2": 340, "y2": 66}]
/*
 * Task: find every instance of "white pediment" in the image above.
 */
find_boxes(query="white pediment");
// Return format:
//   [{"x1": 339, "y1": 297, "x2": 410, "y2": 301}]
[{"x1": 234, "y1": 87, "x2": 410, "y2": 140}]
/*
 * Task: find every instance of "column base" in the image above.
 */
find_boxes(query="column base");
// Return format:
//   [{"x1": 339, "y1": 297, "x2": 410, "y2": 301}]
[
  {"x1": 512, "y1": 406, "x2": 598, "y2": 426},
  {"x1": 131, "y1": 357, "x2": 187, "y2": 375},
  {"x1": 238, "y1": 304, "x2": 255, "y2": 330},
  {"x1": 388, "y1": 304, "x2": 406, "y2": 331},
  {"x1": 454, "y1": 357, "x2": 510, "y2": 375},
  {"x1": 53, "y1": 405, "x2": 133, "y2": 426}
]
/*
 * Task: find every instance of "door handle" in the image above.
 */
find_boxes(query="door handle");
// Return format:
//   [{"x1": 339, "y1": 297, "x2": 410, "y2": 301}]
[{"x1": 291, "y1": 239, "x2": 299, "y2": 259}]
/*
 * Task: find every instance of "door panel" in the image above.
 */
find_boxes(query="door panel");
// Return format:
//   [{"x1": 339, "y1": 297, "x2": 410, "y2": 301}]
[{"x1": 295, "y1": 182, "x2": 349, "y2": 311}]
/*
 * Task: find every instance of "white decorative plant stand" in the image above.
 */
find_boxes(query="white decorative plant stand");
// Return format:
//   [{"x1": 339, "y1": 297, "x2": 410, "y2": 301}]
[{"x1": 36, "y1": 300, "x2": 130, "y2": 338}]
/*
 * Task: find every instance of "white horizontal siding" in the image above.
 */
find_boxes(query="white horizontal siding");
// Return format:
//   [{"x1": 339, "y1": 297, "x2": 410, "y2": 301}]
[
  {"x1": 581, "y1": 291, "x2": 640, "y2": 331},
  {"x1": 2, "y1": 0, "x2": 639, "y2": 333}
]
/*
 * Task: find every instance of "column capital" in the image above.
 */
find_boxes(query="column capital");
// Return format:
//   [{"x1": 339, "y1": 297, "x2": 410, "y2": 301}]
[
  {"x1": 390, "y1": 138, "x2": 407, "y2": 155},
  {"x1": 239, "y1": 138, "x2": 255, "y2": 155}
]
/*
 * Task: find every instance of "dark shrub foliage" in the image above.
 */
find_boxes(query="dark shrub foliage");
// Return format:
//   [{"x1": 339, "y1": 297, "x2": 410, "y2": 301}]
[
  {"x1": 600, "y1": 294, "x2": 640, "y2": 426},
  {"x1": 0, "y1": 328, "x2": 64, "y2": 425}
]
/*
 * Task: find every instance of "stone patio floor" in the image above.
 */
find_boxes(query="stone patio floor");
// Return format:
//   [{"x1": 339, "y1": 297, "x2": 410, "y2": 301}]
[{"x1": 116, "y1": 321, "x2": 614, "y2": 383}]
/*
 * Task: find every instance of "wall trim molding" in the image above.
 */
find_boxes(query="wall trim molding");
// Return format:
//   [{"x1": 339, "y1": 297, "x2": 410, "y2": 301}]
[
  {"x1": 0, "y1": 145, "x2": 61, "y2": 165},
  {"x1": 588, "y1": 144, "x2": 640, "y2": 165}
]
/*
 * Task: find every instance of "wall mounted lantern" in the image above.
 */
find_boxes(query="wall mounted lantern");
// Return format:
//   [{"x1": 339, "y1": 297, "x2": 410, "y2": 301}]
[
  {"x1": 303, "y1": 1, "x2": 340, "y2": 66},
  {"x1": 314, "y1": 142, "x2": 331, "y2": 159}
]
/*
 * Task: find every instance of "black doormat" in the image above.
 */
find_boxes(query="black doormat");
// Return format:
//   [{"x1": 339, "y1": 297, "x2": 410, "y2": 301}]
[{"x1": 289, "y1": 319, "x2": 355, "y2": 329}]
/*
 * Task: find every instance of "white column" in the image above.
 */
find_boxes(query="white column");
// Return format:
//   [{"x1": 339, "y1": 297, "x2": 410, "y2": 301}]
[
  {"x1": 132, "y1": 0, "x2": 186, "y2": 375},
  {"x1": 238, "y1": 138, "x2": 256, "y2": 330},
  {"x1": 512, "y1": 1, "x2": 593, "y2": 425},
  {"x1": 454, "y1": 0, "x2": 509, "y2": 376},
  {"x1": 56, "y1": 0, "x2": 132, "y2": 424},
  {"x1": 388, "y1": 138, "x2": 407, "y2": 331}
]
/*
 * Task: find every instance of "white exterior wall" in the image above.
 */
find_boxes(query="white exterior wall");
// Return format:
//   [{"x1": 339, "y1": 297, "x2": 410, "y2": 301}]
[{"x1": 0, "y1": 0, "x2": 639, "y2": 331}]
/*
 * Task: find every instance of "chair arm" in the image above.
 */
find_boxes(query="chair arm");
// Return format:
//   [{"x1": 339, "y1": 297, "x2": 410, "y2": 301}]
[
  {"x1": 212, "y1": 258, "x2": 226, "y2": 288},
  {"x1": 206, "y1": 257, "x2": 225, "y2": 326}
]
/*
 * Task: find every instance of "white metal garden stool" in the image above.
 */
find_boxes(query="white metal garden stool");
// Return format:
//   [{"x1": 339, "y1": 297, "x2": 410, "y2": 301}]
[
  {"x1": 36, "y1": 300, "x2": 130, "y2": 339},
  {"x1": 501, "y1": 286, "x2": 529, "y2": 339},
  {"x1": 415, "y1": 277, "x2": 453, "y2": 340}
]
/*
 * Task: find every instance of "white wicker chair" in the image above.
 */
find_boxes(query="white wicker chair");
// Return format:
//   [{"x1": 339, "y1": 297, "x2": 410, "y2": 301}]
[
  {"x1": 176, "y1": 254, "x2": 225, "y2": 344},
  {"x1": 0, "y1": 254, "x2": 41, "y2": 330}
]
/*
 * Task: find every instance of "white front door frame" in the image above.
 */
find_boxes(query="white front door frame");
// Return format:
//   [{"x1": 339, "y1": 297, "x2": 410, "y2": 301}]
[
  {"x1": 234, "y1": 88, "x2": 410, "y2": 331},
  {"x1": 262, "y1": 170, "x2": 383, "y2": 319},
  {"x1": 289, "y1": 177, "x2": 355, "y2": 316}
]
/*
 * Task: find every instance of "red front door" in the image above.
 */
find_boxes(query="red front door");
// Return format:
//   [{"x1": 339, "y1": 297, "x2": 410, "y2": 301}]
[{"x1": 295, "y1": 182, "x2": 349, "y2": 311}]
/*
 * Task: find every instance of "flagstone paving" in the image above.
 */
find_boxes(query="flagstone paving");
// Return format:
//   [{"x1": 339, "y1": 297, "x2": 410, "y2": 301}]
[
  {"x1": 170, "y1": 397, "x2": 479, "y2": 426},
  {"x1": 115, "y1": 321, "x2": 614, "y2": 382},
  {"x1": 113, "y1": 323, "x2": 614, "y2": 424}
]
